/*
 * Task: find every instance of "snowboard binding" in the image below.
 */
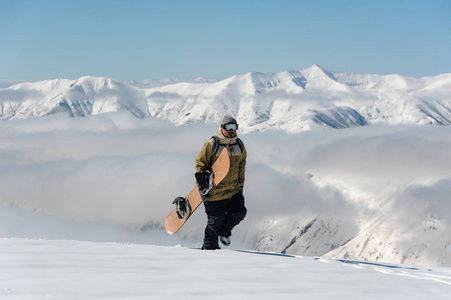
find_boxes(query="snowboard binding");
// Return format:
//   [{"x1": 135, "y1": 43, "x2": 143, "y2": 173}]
[
  {"x1": 172, "y1": 197, "x2": 191, "y2": 219},
  {"x1": 195, "y1": 170, "x2": 214, "y2": 196}
]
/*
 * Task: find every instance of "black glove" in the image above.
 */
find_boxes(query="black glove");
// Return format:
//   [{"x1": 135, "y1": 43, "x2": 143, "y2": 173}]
[
  {"x1": 195, "y1": 170, "x2": 213, "y2": 196},
  {"x1": 195, "y1": 171, "x2": 209, "y2": 191}
]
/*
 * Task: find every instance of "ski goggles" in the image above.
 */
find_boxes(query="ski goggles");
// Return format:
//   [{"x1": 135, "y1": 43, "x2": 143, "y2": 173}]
[{"x1": 223, "y1": 123, "x2": 238, "y2": 131}]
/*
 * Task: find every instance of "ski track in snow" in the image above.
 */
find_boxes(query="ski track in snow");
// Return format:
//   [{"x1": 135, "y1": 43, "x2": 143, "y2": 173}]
[{"x1": 1, "y1": 238, "x2": 451, "y2": 300}]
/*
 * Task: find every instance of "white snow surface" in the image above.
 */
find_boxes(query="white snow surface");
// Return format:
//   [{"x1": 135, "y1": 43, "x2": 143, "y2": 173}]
[{"x1": 2, "y1": 238, "x2": 451, "y2": 299}]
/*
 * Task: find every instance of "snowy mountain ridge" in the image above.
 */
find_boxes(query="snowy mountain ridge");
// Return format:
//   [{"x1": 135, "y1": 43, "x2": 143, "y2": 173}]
[{"x1": 1, "y1": 65, "x2": 451, "y2": 132}]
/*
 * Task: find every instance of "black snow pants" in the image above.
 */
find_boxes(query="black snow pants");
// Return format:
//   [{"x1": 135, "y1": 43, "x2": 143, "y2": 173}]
[{"x1": 203, "y1": 191, "x2": 247, "y2": 250}]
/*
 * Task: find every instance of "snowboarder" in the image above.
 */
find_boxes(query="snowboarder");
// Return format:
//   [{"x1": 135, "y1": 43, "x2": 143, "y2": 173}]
[{"x1": 196, "y1": 115, "x2": 247, "y2": 250}]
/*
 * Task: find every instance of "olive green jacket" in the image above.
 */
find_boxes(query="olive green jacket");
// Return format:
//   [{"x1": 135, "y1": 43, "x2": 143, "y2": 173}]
[{"x1": 195, "y1": 128, "x2": 247, "y2": 201}]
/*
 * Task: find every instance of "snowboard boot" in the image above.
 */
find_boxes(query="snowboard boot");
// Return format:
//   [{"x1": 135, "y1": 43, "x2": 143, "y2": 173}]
[{"x1": 219, "y1": 236, "x2": 231, "y2": 246}]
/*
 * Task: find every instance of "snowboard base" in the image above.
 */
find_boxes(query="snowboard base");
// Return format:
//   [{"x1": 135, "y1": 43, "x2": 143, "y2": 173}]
[{"x1": 164, "y1": 148, "x2": 230, "y2": 234}]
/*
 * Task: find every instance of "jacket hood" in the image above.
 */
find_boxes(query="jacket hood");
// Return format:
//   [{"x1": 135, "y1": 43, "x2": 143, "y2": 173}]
[{"x1": 214, "y1": 127, "x2": 238, "y2": 145}]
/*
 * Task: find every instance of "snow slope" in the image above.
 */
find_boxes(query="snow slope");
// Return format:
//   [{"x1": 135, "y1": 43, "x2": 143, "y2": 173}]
[
  {"x1": 1, "y1": 65, "x2": 451, "y2": 131},
  {"x1": 2, "y1": 238, "x2": 451, "y2": 300}
]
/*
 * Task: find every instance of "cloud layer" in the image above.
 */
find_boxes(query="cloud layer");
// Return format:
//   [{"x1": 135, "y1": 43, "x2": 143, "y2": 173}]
[{"x1": 1, "y1": 113, "x2": 451, "y2": 265}]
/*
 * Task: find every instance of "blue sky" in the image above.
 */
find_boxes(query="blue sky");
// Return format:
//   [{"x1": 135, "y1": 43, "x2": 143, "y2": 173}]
[{"x1": 0, "y1": 0, "x2": 450, "y2": 81}]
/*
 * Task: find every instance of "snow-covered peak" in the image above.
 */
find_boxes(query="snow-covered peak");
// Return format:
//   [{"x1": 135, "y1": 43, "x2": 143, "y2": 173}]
[
  {"x1": 302, "y1": 64, "x2": 336, "y2": 79},
  {"x1": 244, "y1": 70, "x2": 307, "y2": 92},
  {"x1": 300, "y1": 64, "x2": 347, "y2": 90},
  {"x1": 8, "y1": 78, "x2": 73, "y2": 93},
  {"x1": 0, "y1": 76, "x2": 147, "y2": 119},
  {"x1": 70, "y1": 76, "x2": 130, "y2": 92}
]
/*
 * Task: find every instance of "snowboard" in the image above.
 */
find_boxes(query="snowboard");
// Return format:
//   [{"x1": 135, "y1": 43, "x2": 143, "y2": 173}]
[{"x1": 165, "y1": 147, "x2": 230, "y2": 234}]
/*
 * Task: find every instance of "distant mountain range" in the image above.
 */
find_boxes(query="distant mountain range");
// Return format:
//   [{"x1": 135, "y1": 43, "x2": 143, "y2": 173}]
[{"x1": 1, "y1": 65, "x2": 450, "y2": 132}]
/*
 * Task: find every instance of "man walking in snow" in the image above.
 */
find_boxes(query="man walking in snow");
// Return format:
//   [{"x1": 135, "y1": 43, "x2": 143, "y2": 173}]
[{"x1": 196, "y1": 115, "x2": 247, "y2": 250}]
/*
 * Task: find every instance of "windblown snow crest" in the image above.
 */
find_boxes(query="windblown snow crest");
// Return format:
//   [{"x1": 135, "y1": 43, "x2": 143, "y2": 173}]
[{"x1": 1, "y1": 65, "x2": 451, "y2": 132}]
